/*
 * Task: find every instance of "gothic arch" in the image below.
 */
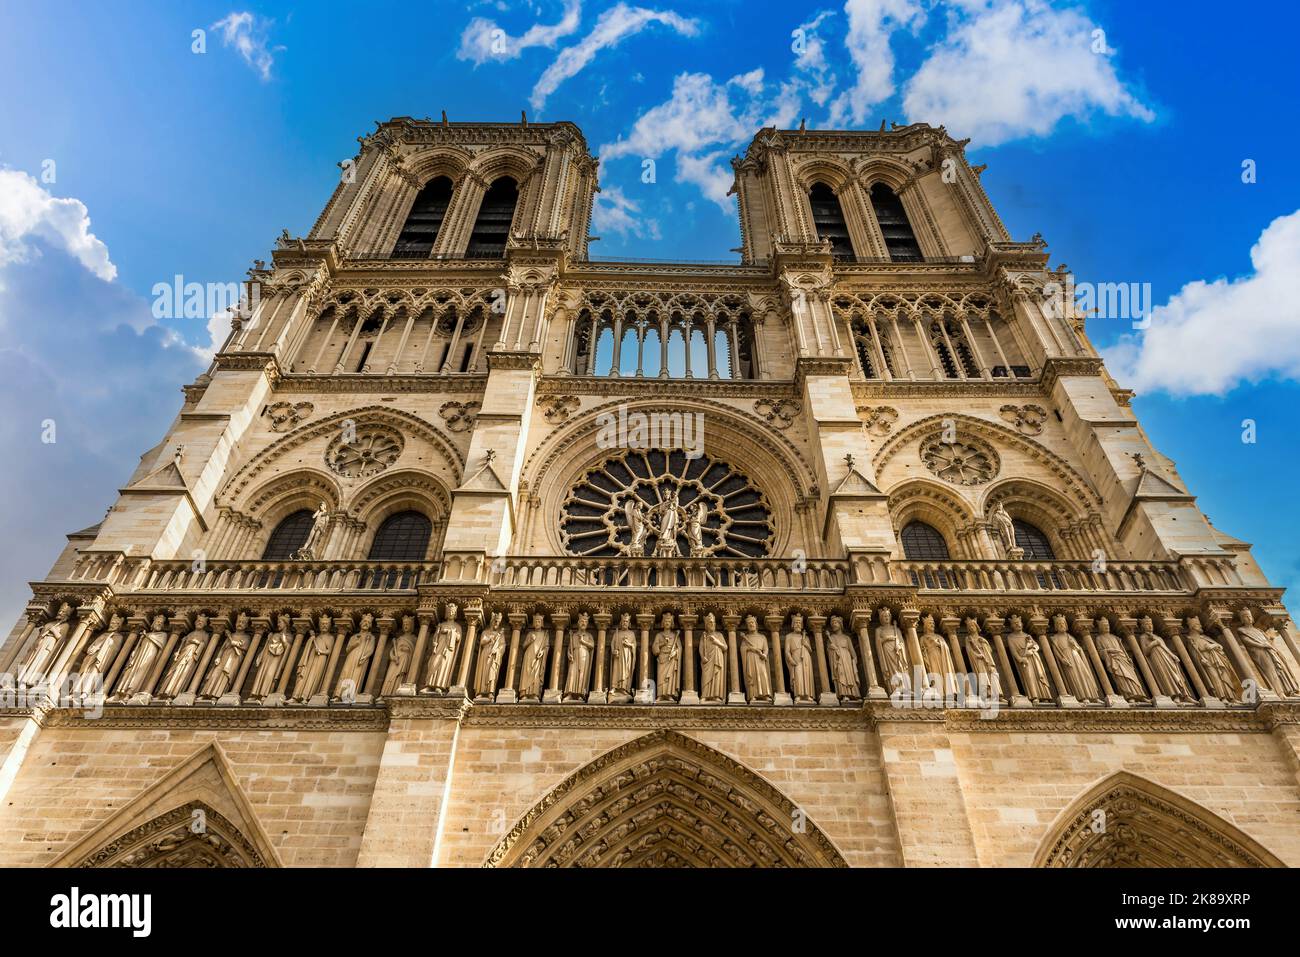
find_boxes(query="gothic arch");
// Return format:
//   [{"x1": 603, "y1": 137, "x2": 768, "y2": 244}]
[
  {"x1": 887, "y1": 478, "x2": 979, "y2": 559},
  {"x1": 405, "y1": 146, "x2": 474, "y2": 186},
  {"x1": 1033, "y1": 770, "x2": 1284, "y2": 868},
  {"x1": 523, "y1": 397, "x2": 815, "y2": 557},
  {"x1": 484, "y1": 731, "x2": 848, "y2": 868},
  {"x1": 979, "y1": 477, "x2": 1090, "y2": 559},
  {"x1": 219, "y1": 405, "x2": 465, "y2": 509},
  {"x1": 51, "y1": 742, "x2": 281, "y2": 868},
  {"x1": 790, "y1": 157, "x2": 854, "y2": 193},
  {"x1": 243, "y1": 469, "x2": 343, "y2": 534}
]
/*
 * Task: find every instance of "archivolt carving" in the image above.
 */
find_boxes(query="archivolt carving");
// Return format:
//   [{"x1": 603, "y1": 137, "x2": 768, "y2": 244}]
[
  {"x1": 220, "y1": 406, "x2": 464, "y2": 509},
  {"x1": 78, "y1": 801, "x2": 269, "y2": 868},
  {"x1": 484, "y1": 730, "x2": 848, "y2": 868},
  {"x1": 243, "y1": 470, "x2": 342, "y2": 529},
  {"x1": 348, "y1": 468, "x2": 452, "y2": 524},
  {"x1": 875, "y1": 413, "x2": 1103, "y2": 514},
  {"x1": 1034, "y1": 771, "x2": 1283, "y2": 868}
]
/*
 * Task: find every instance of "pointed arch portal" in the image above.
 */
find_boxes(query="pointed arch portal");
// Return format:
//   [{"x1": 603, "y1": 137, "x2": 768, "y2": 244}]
[
  {"x1": 484, "y1": 730, "x2": 847, "y2": 868},
  {"x1": 1034, "y1": 771, "x2": 1283, "y2": 868}
]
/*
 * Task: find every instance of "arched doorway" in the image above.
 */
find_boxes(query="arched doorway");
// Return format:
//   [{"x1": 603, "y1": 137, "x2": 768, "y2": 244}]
[
  {"x1": 484, "y1": 730, "x2": 847, "y2": 867},
  {"x1": 1033, "y1": 771, "x2": 1283, "y2": 868},
  {"x1": 76, "y1": 800, "x2": 271, "y2": 868}
]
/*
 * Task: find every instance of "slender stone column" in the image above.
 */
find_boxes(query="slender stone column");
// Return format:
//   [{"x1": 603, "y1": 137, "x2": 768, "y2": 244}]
[
  {"x1": 900, "y1": 610, "x2": 926, "y2": 691},
  {"x1": 1164, "y1": 618, "x2": 1212, "y2": 707},
  {"x1": 634, "y1": 613, "x2": 655, "y2": 703},
  {"x1": 678, "y1": 613, "x2": 699, "y2": 705},
  {"x1": 363, "y1": 617, "x2": 393, "y2": 698},
  {"x1": 1211, "y1": 613, "x2": 1270, "y2": 702},
  {"x1": 1077, "y1": 618, "x2": 1126, "y2": 707},
  {"x1": 313, "y1": 617, "x2": 349, "y2": 706},
  {"x1": 986, "y1": 617, "x2": 1027, "y2": 707},
  {"x1": 44, "y1": 606, "x2": 104, "y2": 694},
  {"x1": 723, "y1": 614, "x2": 745, "y2": 704},
  {"x1": 397, "y1": 615, "x2": 432, "y2": 696},
  {"x1": 851, "y1": 610, "x2": 886, "y2": 699},
  {"x1": 226, "y1": 623, "x2": 266, "y2": 704},
  {"x1": 102, "y1": 623, "x2": 142, "y2": 698},
  {"x1": 1032, "y1": 614, "x2": 1077, "y2": 708},
  {"x1": 940, "y1": 618, "x2": 971, "y2": 701},
  {"x1": 589, "y1": 612, "x2": 610, "y2": 705},
  {"x1": 275, "y1": 622, "x2": 309, "y2": 702},
  {"x1": 1119, "y1": 618, "x2": 1171, "y2": 707},
  {"x1": 176, "y1": 617, "x2": 226, "y2": 706},
  {"x1": 1, "y1": 616, "x2": 40, "y2": 675},
  {"x1": 764, "y1": 614, "x2": 792, "y2": 706},
  {"x1": 140, "y1": 622, "x2": 186, "y2": 702},
  {"x1": 451, "y1": 606, "x2": 481, "y2": 698},
  {"x1": 808, "y1": 615, "x2": 838, "y2": 706},
  {"x1": 543, "y1": 612, "x2": 569, "y2": 704},
  {"x1": 497, "y1": 613, "x2": 525, "y2": 704}
]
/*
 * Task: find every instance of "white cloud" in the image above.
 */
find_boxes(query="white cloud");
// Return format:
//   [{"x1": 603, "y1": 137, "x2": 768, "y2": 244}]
[
  {"x1": 531, "y1": 3, "x2": 700, "y2": 108},
  {"x1": 0, "y1": 169, "x2": 115, "y2": 281},
  {"x1": 792, "y1": 10, "x2": 837, "y2": 106},
  {"x1": 591, "y1": 185, "x2": 661, "y2": 239},
  {"x1": 1102, "y1": 210, "x2": 1300, "y2": 397},
  {"x1": 827, "y1": 0, "x2": 925, "y2": 126},
  {"x1": 459, "y1": 0, "x2": 583, "y2": 65},
  {"x1": 600, "y1": 69, "x2": 797, "y2": 209},
  {"x1": 901, "y1": 0, "x2": 1154, "y2": 145},
  {"x1": 211, "y1": 11, "x2": 282, "y2": 81}
]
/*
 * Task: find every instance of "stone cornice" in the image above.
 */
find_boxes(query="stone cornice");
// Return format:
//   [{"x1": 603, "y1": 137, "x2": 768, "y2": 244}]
[
  {"x1": 275, "y1": 373, "x2": 488, "y2": 394},
  {"x1": 462, "y1": 703, "x2": 870, "y2": 730},
  {"x1": 850, "y1": 379, "x2": 1044, "y2": 400},
  {"x1": 535, "y1": 375, "x2": 795, "y2": 400}
]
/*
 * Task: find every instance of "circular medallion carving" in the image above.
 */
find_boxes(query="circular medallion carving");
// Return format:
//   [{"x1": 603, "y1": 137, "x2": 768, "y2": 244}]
[
  {"x1": 325, "y1": 425, "x2": 403, "y2": 479},
  {"x1": 560, "y1": 449, "x2": 774, "y2": 558},
  {"x1": 919, "y1": 433, "x2": 999, "y2": 486}
]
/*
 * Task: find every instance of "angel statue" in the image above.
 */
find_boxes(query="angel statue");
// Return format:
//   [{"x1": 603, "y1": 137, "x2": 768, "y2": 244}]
[
  {"x1": 686, "y1": 500, "x2": 708, "y2": 557},
  {"x1": 623, "y1": 496, "x2": 649, "y2": 557}
]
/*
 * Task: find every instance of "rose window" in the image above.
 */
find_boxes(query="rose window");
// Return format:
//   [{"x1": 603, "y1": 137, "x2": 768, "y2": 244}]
[
  {"x1": 326, "y1": 426, "x2": 403, "y2": 479},
  {"x1": 919, "y1": 434, "x2": 999, "y2": 486},
  {"x1": 560, "y1": 449, "x2": 774, "y2": 558}
]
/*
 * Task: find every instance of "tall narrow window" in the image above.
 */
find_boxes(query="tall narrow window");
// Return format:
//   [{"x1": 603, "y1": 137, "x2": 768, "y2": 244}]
[
  {"x1": 809, "y1": 182, "x2": 854, "y2": 260},
  {"x1": 392, "y1": 177, "x2": 452, "y2": 259},
  {"x1": 262, "y1": 510, "x2": 316, "y2": 560},
  {"x1": 870, "y1": 183, "x2": 922, "y2": 262},
  {"x1": 1014, "y1": 520, "x2": 1055, "y2": 560},
  {"x1": 467, "y1": 177, "x2": 517, "y2": 258},
  {"x1": 368, "y1": 511, "x2": 433, "y2": 561},
  {"x1": 900, "y1": 521, "x2": 950, "y2": 560}
]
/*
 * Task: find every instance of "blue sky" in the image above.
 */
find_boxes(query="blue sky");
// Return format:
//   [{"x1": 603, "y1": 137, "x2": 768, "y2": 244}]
[{"x1": 1, "y1": 0, "x2": 1298, "y2": 628}]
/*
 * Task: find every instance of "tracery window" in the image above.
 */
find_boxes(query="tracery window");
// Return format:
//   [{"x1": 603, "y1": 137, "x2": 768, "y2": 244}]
[
  {"x1": 392, "y1": 176, "x2": 453, "y2": 259},
  {"x1": 809, "y1": 182, "x2": 854, "y2": 260},
  {"x1": 929, "y1": 317, "x2": 981, "y2": 379},
  {"x1": 560, "y1": 449, "x2": 774, "y2": 559},
  {"x1": 572, "y1": 306, "x2": 754, "y2": 379},
  {"x1": 262, "y1": 510, "x2": 316, "y2": 560},
  {"x1": 467, "y1": 177, "x2": 517, "y2": 258},
  {"x1": 869, "y1": 183, "x2": 923, "y2": 262},
  {"x1": 849, "y1": 315, "x2": 896, "y2": 379},
  {"x1": 1014, "y1": 519, "x2": 1055, "y2": 560},
  {"x1": 368, "y1": 511, "x2": 433, "y2": 561},
  {"x1": 900, "y1": 521, "x2": 950, "y2": 560}
]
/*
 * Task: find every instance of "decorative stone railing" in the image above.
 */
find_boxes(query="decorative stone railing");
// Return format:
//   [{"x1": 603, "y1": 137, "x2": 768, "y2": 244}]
[
  {"x1": 487, "y1": 556, "x2": 849, "y2": 591},
  {"x1": 892, "y1": 559, "x2": 1185, "y2": 593},
  {"x1": 134, "y1": 560, "x2": 440, "y2": 593}
]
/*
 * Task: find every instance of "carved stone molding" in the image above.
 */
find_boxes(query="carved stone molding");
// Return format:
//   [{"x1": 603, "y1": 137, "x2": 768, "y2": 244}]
[
  {"x1": 752, "y1": 397, "x2": 800, "y2": 429},
  {"x1": 264, "y1": 401, "x2": 314, "y2": 432},
  {"x1": 537, "y1": 394, "x2": 581, "y2": 425},
  {"x1": 77, "y1": 801, "x2": 269, "y2": 868},
  {"x1": 999, "y1": 403, "x2": 1047, "y2": 435},
  {"x1": 325, "y1": 424, "x2": 404, "y2": 479},
  {"x1": 438, "y1": 400, "x2": 480, "y2": 433},
  {"x1": 857, "y1": 404, "x2": 898, "y2": 436}
]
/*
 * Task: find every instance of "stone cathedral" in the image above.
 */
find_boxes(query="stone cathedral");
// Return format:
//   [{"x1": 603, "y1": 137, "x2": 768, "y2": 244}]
[{"x1": 2, "y1": 117, "x2": 1298, "y2": 869}]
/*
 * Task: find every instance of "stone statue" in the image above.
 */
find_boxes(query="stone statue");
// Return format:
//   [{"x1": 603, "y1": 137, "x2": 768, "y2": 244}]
[
  {"x1": 963, "y1": 617, "x2": 1001, "y2": 701},
  {"x1": 989, "y1": 501, "x2": 1017, "y2": 558},
  {"x1": 16, "y1": 602, "x2": 73, "y2": 688},
  {"x1": 422, "y1": 602, "x2": 462, "y2": 693},
  {"x1": 333, "y1": 613, "x2": 376, "y2": 701},
  {"x1": 783, "y1": 614, "x2": 815, "y2": 703},
  {"x1": 1005, "y1": 615, "x2": 1052, "y2": 701},
  {"x1": 289, "y1": 615, "x2": 335, "y2": 702},
  {"x1": 519, "y1": 613, "x2": 549, "y2": 700},
  {"x1": 687, "y1": 501, "x2": 708, "y2": 557},
  {"x1": 698, "y1": 612, "x2": 727, "y2": 702},
  {"x1": 157, "y1": 613, "x2": 210, "y2": 699},
  {"x1": 74, "y1": 612, "x2": 125, "y2": 696},
  {"x1": 608, "y1": 612, "x2": 637, "y2": 700},
  {"x1": 294, "y1": 501, "x2": 331, "y2": 560},
  {"x1": 474, "y1": 611, "x2": 507, "y2": 699},
  {"x1": 563, "y1": 612, "x2": 594, "y2": 701},
  {"x1": 201, "y1": 612, "x2": 250, "y2": 699},
  {"x1": 115, "y1": 614, "x2": 169, "y2": 698},
  {"x1": 875, "y1": 608, "x2": 911, "y2": 695},
  {"x1": 1186, "y1": 616, "x2": 1238, "y2": 702},
  {"x1": 918, "y1": 614, "x2": 955, "y2": 695},
  {"x1": 1049, "y1": 614, "x2": 1101, "y2": 702},
  {"x1": 623, "y1": 498, "x2": 648, "y2": 557},
  {"x1": 825, "y1": 615, "x2": 860, "y2": 700},
  {"x1": 1235, "y1": 609, "x2": 1299, "y2": 696},
  {"x1": 249, "y1": 614, "x2": 292, "y2": 699},
  {"x1": 1094, "y1": 617, "x2": 1146, "y2": 702},
  {"x1": 652, "y1": 489, "x2": 684, "y2": 558},
  {"x1": 653, "y1": 613, "x2": 681, "y2": 700},
  {"x1": 1138, "y1": 616, "x2": 1193, "y2": 702},
  {"x1": 380, "y1": 614, "x2": 417, "y2": 697},
  {"x1": 741, "y1": 614, "x2": 770, "y2": 703}
]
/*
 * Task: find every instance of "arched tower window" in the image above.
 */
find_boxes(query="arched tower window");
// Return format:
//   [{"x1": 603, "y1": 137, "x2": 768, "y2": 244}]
[
  {"x1": 467, "y1": 177, "x2": 518, "y2": 258},
  {"x1": 809, "y1": 182, "x2": 854, "y2": 260},
  {"x1": 262, "y1": 509, "x2": 316, "y2": 560},
  {"x1": 368, "y1": 511, "x2": 433, "y2": 561},
  {"x1": 850, "y1": 315, "x2": 895, "y2": 379},
  {"x1": 870, "y1": 183, "x2": 922, "y2": 262},
  {"x1": 1014, "y1": 519, "x2": 1055, "y2": 560},
  {"x1": 929, "y1": 317, "x2": 980, "y2": 379},
  {"x1": 900, "y1": 521, "x2": 950, "y2": 560},
  {"x1": 392, "y1": 176, "x2": 453, "y2": 259}
]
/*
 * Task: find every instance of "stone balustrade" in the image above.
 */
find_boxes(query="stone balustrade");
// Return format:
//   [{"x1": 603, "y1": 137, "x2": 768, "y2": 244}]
[{"x1": 892, "y1": 559, "x2": 1186, "y2": 593}]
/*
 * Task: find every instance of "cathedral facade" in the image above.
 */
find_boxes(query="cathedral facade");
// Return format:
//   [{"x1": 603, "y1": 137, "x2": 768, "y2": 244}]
[{"x1": 2, "y1": 118, "x2": 1298, "y2": 868}]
